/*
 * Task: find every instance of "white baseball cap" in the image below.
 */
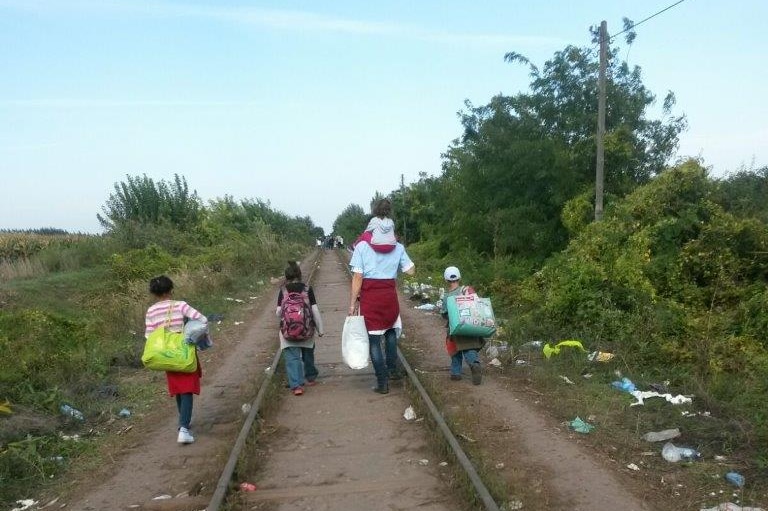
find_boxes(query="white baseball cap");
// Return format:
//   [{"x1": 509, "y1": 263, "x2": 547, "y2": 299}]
[{"x1": 443, "y1": 266, "x2": 461, "y2": 281}]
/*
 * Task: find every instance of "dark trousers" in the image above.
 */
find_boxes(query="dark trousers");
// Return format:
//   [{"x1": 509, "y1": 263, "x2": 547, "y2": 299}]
[{"x1": 175, "y1": 393, "x2": 193, "y2": 429}]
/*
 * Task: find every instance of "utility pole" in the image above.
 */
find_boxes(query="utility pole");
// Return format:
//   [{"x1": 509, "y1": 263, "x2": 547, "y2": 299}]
[
  {"x1": 595, "y1": 20, "x2": 607, "y2": 221},
  {"x1": 400, "y1": 174, "x2": 407, "y2": 244}
]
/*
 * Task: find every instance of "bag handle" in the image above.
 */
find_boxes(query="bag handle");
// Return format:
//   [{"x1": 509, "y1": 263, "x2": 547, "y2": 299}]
[{"x1": 163, "y1": 301, "x2": 175, "y2": 328}]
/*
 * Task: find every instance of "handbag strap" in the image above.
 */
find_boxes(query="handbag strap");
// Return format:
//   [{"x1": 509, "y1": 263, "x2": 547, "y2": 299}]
[{"x1": 163, "y1": 301, "x2": 175, "y2": 328}]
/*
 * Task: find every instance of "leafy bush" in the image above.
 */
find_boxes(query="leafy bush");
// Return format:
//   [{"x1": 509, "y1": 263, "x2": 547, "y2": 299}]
[
  {"x1": 98, "y1": 174, "x2": 202, "y2": 232},
  {"x1": 109, "y1": 244, "x2": 180, "y2": 283},
  {"x1": 504, "y1": 160, "x2": 768, "y2": 453},
  {"x1": 0, "y1": 309, "x2": 106, "y2": 405}
]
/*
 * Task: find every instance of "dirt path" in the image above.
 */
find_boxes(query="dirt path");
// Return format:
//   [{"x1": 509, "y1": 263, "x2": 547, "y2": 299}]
[
  {"x1": 59, "y1": 249, "x2": 657, "y2": 511},
  {"x1": 235, "y1": 251, "x2": 457, "y2": 510},
  {"x1": 400, "y1": 301, "x2": 655, "y2": 511},
  {"x1": 64, "y1": 270, "x2": 284, "y2": 510}
]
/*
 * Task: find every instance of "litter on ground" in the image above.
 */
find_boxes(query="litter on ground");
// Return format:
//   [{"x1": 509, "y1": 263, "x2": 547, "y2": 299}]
[
  {"x1": 543, "y1": 339, "x2": 586, "y2": 358},
  {"x1": 700, "y1": 504, "x2": 765, "y2": 511},
  {"x1": 630, "y1": 391, "x2": 692, "y2": 406},
  {"x1": 569, "y1": 416, "x2": 595, "y2": 434}
]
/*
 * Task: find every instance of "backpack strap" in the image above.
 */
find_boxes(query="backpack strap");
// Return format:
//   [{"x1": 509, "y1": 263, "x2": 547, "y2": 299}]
[{"x1": 283, "y1": 283, "x2": 311, "y2": 306}]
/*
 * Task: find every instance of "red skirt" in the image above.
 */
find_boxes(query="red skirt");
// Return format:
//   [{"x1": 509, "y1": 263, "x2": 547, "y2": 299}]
[
  {"x1": 360, "y1": 279, "x2": 399, "y2": 331},
  {"x1": 166, "y1": 359, "x2": 202, "y2": 396}
]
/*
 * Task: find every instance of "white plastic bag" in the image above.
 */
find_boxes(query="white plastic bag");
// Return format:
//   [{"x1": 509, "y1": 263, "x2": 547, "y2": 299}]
[{"x1": 342, "y1": 315, "x2": 369, "y2": 370}]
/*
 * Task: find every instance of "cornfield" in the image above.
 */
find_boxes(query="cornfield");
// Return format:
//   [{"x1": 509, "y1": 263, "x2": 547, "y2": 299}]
[{"x1": 0, "y1": 233, "x2": 90, "y2": 261}]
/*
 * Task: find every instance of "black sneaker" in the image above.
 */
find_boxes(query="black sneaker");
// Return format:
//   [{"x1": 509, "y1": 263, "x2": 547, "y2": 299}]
[
  {"x1": 389, "y1": 370, "x2": 404, "y2": 381},
  {"x1": 372, "y1": 385, "x2": 390, "y2": 394},
  {"x1": 449, "y1": 374, "x2": 462, "y2": 381},
  {"x1": 470, "y1": 363, "x2": 482, "y2": 385}
]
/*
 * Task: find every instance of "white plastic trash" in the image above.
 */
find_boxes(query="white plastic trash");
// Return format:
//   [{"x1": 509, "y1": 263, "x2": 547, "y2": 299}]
[
  {"x1": 700, "y1": 504, "x2": 765, "y2": 511},
  {"x1": 661, "y1": 442, "x2": 700, "y2": 462},
  {"x1": 403, "y1": 406, "x2": 416, "y2": 421},
  {"x1": 642, "y1": 428, "x2": 681, "y2": 442}
]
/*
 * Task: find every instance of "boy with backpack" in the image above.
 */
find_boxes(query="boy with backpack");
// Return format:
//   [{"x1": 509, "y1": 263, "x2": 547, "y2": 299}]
[
  {"x1": 440, "y1": 266, "x2": 483, "y2": 385},
  {"x1": 277, "y1": 261, "x2": 324, "y2": 396}
]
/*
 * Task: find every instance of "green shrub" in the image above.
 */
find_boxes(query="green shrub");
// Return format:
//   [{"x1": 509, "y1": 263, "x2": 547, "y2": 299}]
[
  {"x1": 0, "y1": 309, "x2": 105, "y2": 404},
  {"x1": 109, "y1": 244, "x2": 179, "y2": 282}
]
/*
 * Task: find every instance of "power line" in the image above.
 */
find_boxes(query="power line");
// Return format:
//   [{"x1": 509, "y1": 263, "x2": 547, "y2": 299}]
[{"x1": 609, "y1": 0, "x2": 688, "y2": 42}]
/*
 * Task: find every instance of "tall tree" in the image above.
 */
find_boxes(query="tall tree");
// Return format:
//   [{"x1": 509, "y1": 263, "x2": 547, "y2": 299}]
[
  {"x1": 505, "y1": 42, "x2": 686, "y2": 192},
  {"x1": 434, "y1": 35, "x2": 686, "y2": 263},
  {"x1": 98, "y1": 174, "x2": 202, "y2": 231},
  {"x1": 332, "y1": 204, "x2": 367, "y2": 246}
]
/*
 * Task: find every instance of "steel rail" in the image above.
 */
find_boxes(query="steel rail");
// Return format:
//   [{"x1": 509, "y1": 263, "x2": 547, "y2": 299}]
[
  {"x1": 336, "y1": 248, "x2": 501, "y2": 511},
  {"x1": 206, "y1": 251, "x2": 321, "y2": 511}
]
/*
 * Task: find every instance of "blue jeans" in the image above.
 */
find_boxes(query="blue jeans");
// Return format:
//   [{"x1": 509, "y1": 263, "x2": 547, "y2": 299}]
[
  {"x1": 175, "y1": 393, "x2": 193, "y2": 429},
  {"x1": 451, "y1": 349, "x2": 480, "y2": 376},
  {"x1": 283, "y1": 346, "x2": 318, "y2": 389},
  {"x1": 302, "y1": 347, "x2": 318, "y2": 382},
  {"x1": 369, "y1": 329, "x2": 398, "y2": 387}
]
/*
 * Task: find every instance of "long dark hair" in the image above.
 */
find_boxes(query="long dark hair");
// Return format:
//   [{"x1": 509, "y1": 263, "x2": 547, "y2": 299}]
[{"x1": 284, "y1": 261, "x2": 302, "y2": 282}]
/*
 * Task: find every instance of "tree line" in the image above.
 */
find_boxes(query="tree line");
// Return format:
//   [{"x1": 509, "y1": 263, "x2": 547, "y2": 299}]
[{"x1": 332, "y1": 32, "x2": 768, "y2": 465}]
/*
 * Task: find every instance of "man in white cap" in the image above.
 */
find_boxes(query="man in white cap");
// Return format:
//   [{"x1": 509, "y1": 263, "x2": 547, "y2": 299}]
[{"x1": 440, "y1": 266, "x2": 483, "y2": 384}]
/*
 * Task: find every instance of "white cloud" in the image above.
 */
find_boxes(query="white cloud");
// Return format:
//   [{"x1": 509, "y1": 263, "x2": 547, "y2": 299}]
[
  {"x1": 0, "y1": 99, "x2": 263, "y2": 108},
  {"x1": 0, "y1": 0, "x2": 565, "y2": 47}
]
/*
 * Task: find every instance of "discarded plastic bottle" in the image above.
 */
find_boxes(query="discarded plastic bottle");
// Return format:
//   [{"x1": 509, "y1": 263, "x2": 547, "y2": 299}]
[
  {"x1": 519, "y1": 340, "x2": 543, "y2": 350},
  {"x1": 642, "y1": 428, "x2": 681, "y2": 442},
  {"x1": 725, "y1": 471, "x2": 745, "y2": 488},
  {"x1": 661, "y1": 442, "x2": 700, "y2": 462},
  {"x1": 60, "y1": 404, "x2": 84, "y2": 421}
]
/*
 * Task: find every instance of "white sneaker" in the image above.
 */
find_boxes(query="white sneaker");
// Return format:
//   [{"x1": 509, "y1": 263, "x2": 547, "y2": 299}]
[{"x1": 177, "y1": 427, "x2": 195, "y2": 444}]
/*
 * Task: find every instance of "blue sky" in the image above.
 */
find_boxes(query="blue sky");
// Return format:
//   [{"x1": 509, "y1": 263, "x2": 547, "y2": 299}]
[{"x1": 1, "y1": 0, "x2": 766, "y2": 234}]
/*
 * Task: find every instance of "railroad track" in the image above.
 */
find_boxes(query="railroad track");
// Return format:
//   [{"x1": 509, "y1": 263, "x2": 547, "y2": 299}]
[{"x1": 204, "y1": 249, "x2": 500, "y2": 511}]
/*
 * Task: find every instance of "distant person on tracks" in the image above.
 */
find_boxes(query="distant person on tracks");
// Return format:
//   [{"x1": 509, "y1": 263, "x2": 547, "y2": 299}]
[
  {"x1": 349, "y1": 198, "x2": 415, "y2": 394},
  {"x1": 441, "y1": 266, "x2": 483, "y2": 385},
  {"x1": 145, "y1": 275, "x2": 208, "y2": 444},
  {"x1": 277, "y1": 261, "x2": 325, "y2": 396}
]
